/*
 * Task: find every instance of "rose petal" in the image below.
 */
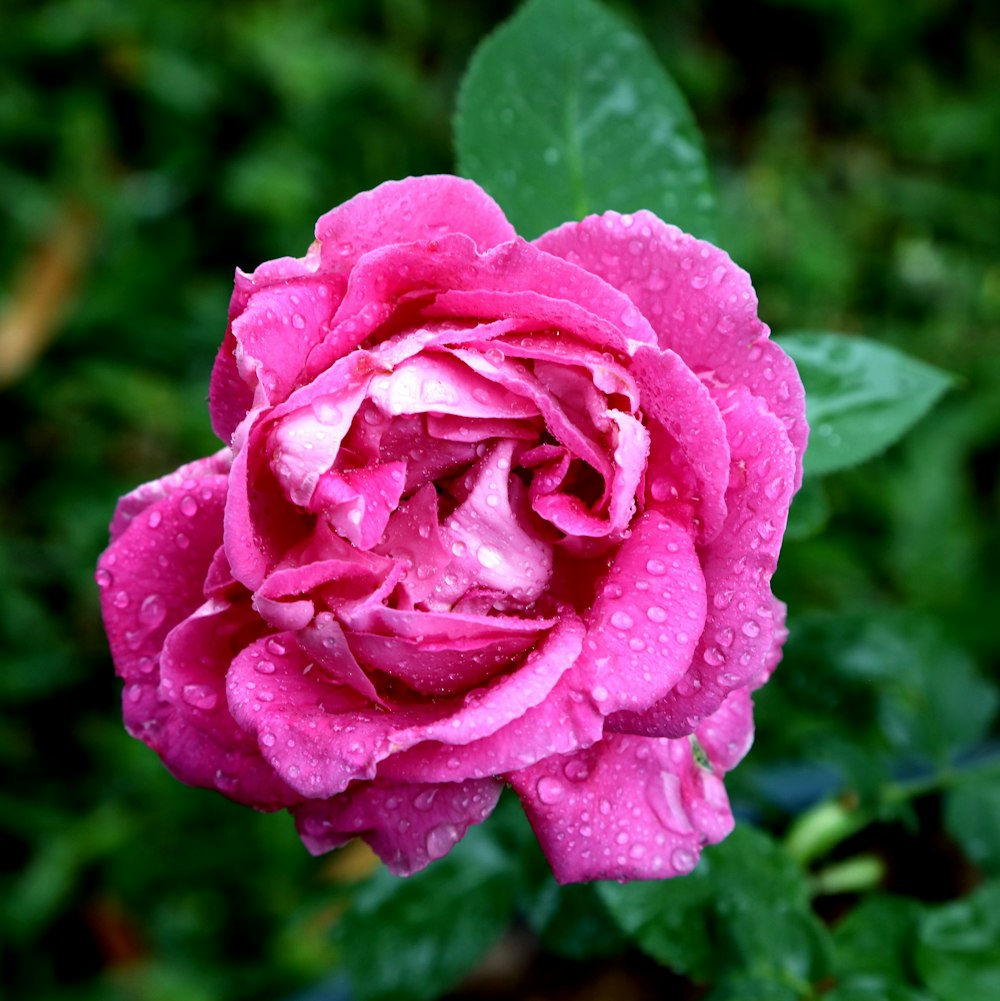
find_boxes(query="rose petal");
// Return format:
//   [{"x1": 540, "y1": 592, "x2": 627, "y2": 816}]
[
  {"x1": 158, "y1": 600, "x2": 300, "y2": 808},
  {"x1": 510, "y1": 732, "x2": 734, "y2": 883},
  {"x1": 293, "y1": 777, "x2": 503, "y2": 875},
  {"x1": 694, "y1": 685, "x2": 755, "y2": 773},
  {"x1": 226, "y1": 635, "x2": 423, "y2": 797},
  {"x1": 309, "y1": 461, "x2": 407, "y2": 550},
  {"x1": 570, "y1": 510, "x2": 706, "y2": 715},
  {"x1": 535, "y1": 210, "x2": 807, "y2": 485},
  {"x1": 630, "y1": 343, "x2": 731, "y2": 544},
  {"x1": 379, "y1": 612, "x2": 605, "y2": 782},
  {"x1": 209, "y1": 246, "x2": 325, "y2": 442},
  {"x1": 608, "y1": 384, "x2": 797, "y2": 737},
  {"x1": 441, "y1": 440, "x2": 553, "y2": 602},
  {"x1": 315, "y1": 175, "x2": 517, "y2": 266}
]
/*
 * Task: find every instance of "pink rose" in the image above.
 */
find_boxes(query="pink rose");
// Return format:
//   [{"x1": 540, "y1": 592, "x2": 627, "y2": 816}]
[{"x1": 96, "y1": 176, "x2": 806, "y2": 883}]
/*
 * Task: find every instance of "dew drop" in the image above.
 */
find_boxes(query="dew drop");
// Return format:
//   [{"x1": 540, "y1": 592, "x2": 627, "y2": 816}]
[
  {"x1": 138, "y1": 594, "x2": 167, "y2": 630},
  {"x1": 671, "y1": 847, "x2": 697, "y2": 874},
  {"x1": 536, "y1": 776, "x2": 566, "y2": 804},
  {"x1": 182, "y1": 684, "x2": 218, "y2": 710},
  {"x1": 180, "y1": 495, "x2": 199, "y2": 518},
  {"x1": 413, "y1": 788, "x2": 438, "y2": 811},
  {"x1": 645, "y1": 558, "x2": 666, "y2": 576},
  {"x1": 95, "y1": 568, "x2": 113, "y2": 589},
  {"x1": 425, "y1": 823, "x2": 459, "y2": 860},
  {"x1": 610, "y1": 611, "x2": 633, "y2": 630},
  {"x1": 646, "y1": 605, "x2": 667, "y2": 623}
]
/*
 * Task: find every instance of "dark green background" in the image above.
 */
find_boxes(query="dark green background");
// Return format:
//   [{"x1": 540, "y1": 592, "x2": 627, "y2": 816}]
[{"x1": 1, "y1": 1, "x2": 998, "y2": 998}]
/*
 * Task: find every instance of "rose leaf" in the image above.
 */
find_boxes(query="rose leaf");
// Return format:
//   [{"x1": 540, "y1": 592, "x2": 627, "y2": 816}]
[
  {"x1": 776, "y1": 332, "x2": 954, "y2": 478},
  {"x1": 455, "y1": 0, "x2": 714, "y2": 240}
]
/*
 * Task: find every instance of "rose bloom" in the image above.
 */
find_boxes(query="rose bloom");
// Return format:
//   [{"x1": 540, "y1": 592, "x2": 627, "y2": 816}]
[{"x1": 96, "y1": 176, "x2": 806, "y2": 883}]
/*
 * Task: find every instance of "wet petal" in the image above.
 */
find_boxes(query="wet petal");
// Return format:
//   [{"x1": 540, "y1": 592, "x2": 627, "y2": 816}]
[
  {"x1": 535, "y1": 211, "x2": 807, "y2": 484},
  {"x1": 609, "y1": 384, "x2": 797, "y2": 737},
  {"x1": 510, "y1": 732, "x2": 733, "y2": 883},
  {"x1": 225, "y1": 634, "x2": 421, "y2": 797},
  {"x1": 630, "y1": 343, "x2": 731, "y2": 544},
  {"x1": 315, "y1": 175, "x2": 516, "y2": 267},
  {"x1": 294, "y1": 777, "x2": 503, "y2": 875},
  {"x1": 158, "y1": 600, "x2": 300, "y2": 808},
  {"x1": 380, "y1": 612, "x2": 605, "y2": 782},
  {"x1": 441, "y1": 440, "x2": 553, "y2": 602},
  {"x1": 571, "y1": 510, "x2": 706, "y2": 715}
]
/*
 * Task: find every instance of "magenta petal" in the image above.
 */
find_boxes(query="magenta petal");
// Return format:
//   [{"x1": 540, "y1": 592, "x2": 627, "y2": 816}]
[
  {"x1": 510, "y1": 732, "x2": 734, "y2": 883},
  {"x1": 630, "y1": 344, "x2": 731, "y2": 544},
  {"x1": 157, "y1": 601, "x2": 300, "y2": 808},
  {"x1": 315, "y1": 175, "x2": 516, "y2": 267},
  {"x1": 296, "y1": 612, "x2": 382, "y2": 704},
  {"x1": 226, "y1": 635, "x2": 422, "y2": 797},
  {"x1": 368, "y1": 351, "x2": 538, "y2": 421},
  {"x1": 695, "y1": 686, "x2": 755, "y2": 773},
  {"x1": 108, "y1": 451, "x2": 231, "y2": 543},
  {"x1": 609, "y1": 384, "x2": 798, "y2": 737},
  {"x1": 380, "y1": 613, "x2": 605, "y2": 783},
  {"x1": 231, "y1": 276, "x2": 340, "y2": 409},
  {"x1": 342, "y1": 603, "x2": 554, "y2": 696},
  {"x1": 535, "y1": 211, "x2": 807, "y2": 484},
  {"x1": 310, "y1": 461, "x2": 406, "y2": 550},
  {"x1": 99, "y1": 470, "x2": 228, "y2": 689},
  {"x1": 572, "y1": 510, "x2": 706, "y2": 715},
  {"x1": 293, "y1": 777, "x2": 503, "y2": 875},
  {"x1": 441, "y1": 440, "x2": 554, "y2": 602},
  {"x1": 210, "y1": 248, "x2": 325, "y2": 442}
]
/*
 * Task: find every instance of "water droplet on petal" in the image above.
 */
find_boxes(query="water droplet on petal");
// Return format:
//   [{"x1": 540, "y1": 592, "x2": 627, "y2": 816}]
[
  {"x1": 536, "y1": 776, "x2": 565, "y2": 804},
  {"x1": 610, "y1": 611, "x2": 633, "y2": 630},
  {"x1": 671, "y1": 847, "x2": 697, "y2": 873},
  {"x1": 180, "y1": 495, "x2": 198, "y2": 518},
  {"x1": 425, "y1": 823, "x2": 459, "y2": 860},
  {"x1": 95, "y1": 568, "x2": 113, "y2": 589},
  {"x1": 182, "y1": 684, "x2": 218, "y2": 710},
  {"x1": 413, "y1": 788, "x2": 438, "y2": 812}
]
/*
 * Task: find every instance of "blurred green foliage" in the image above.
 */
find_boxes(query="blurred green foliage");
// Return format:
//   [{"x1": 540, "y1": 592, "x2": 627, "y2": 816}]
[{"x1": 1, "y1": 0, "x2": 998, "y2": 999}]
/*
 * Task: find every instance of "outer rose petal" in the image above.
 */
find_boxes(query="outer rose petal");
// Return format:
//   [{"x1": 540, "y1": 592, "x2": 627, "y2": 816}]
[
  {"x1": 535, "y1": 210, "x2": 807, "y2": 486},
  {"x1": 610, "y1": 384, "x2": 797, "y2": 737},
  {"x1": 294, "y1": 777, "x2": 503, "y2": 876},
  {"x1": 97, "y1": 461, "x2": 297, "y2": 809},
  {"x1": 315, "y1": 175, "x2": 517, "y2": 265},
  {"x1": 510, "y1": 732, "x2": 734, "y2": 883}
]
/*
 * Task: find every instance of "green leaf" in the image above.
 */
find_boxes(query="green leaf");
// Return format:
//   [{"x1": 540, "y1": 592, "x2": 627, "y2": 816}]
[
  {"x1": 455, "y1": 0, "x2": 713, "y2": 240},
  {"x1": 784, "y1": 476, "x2": 830, "y2": 541},
  {"x1": 705, "y1": 979, "x2": 802, "y2": 1001},
  {"x1": 824, "y1": 977, "x2": 935, "y2": 1001},
  {"x1": 833, "y1": 895, "x2": 925, "y2": 983},
  {"x1": 528, "y1": 881, "x2": 626, "y2": 960},
  {"x1": 915, "y1": 881, "x2": 1000, "y2": 1001},
  {"x1": 944, "y1": 767, "x2": 1000, "y2": 875},
  {"x1": 335, "y1": 822, "x2": 518, "y2": 1001},
  {"x1": 598, "y1": 826, "x2": 829, "y2": 986},
  {"x1": 776, "y1": 332, "x2": 953, "y2": 477}
]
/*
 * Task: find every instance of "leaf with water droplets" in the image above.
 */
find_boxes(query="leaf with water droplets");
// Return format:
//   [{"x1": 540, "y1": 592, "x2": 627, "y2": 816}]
[
  {"x1": 776, "y1": 332, "x2": 953, "y2": 477},
  {"x1": 915, "y1": 880, "x2": 1000, "y2": 1001},
  {"x1": 455, "y1": 0, "x2": 714, "y2": 239},
  {"x1": 335, "y1": 817, "x2": 518, "y2": 1001},
  {"x1": 598, "y1": 825, "x2": 830, "y2": 983}
]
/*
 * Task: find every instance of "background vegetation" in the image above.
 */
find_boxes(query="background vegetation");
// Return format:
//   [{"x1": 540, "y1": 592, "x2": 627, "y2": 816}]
[{"x1": 1, "y1": 0, "x2": 998, "y2": 998}]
